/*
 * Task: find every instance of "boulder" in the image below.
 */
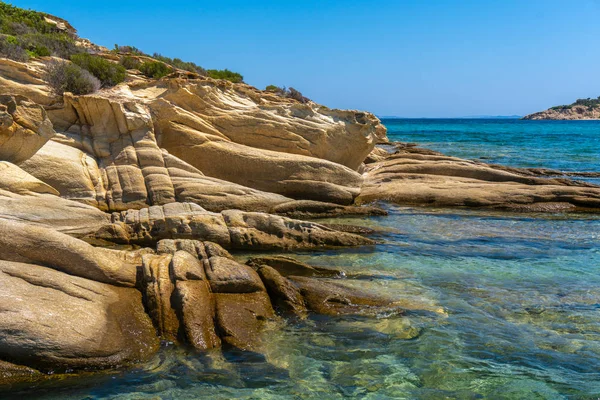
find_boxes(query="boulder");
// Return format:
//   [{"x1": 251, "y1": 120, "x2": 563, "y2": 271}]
[
  {"x1": 205, "y1": 256, "x2": 266, "y2": 293},
  {"x1": 0, "y1": 260, "x2": 159, "y2": 371},
  {"x1": 214, "y1": 292, "x2": 275, "y2": 352},
  {"x1": 256, "y1": 265, "x2": 307, "y2": 318}
]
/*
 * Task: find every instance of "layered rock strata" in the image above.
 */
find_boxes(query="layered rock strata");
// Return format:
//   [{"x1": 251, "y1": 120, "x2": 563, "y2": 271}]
[{"x1": 359, "y1": 145, "x2": 600, "y2": 211}]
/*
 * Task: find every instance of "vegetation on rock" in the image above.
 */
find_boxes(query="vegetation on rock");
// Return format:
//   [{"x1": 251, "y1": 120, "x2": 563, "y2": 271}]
[
  {"x1": 550, "y1": 96, "x2": 600, "y2": 111},
  {"x1": 70, "y1": 53, "x2": 126, "y2": 87},
  {"x1": 119, "y1": 55, "x2": 141, "y2": 70},
  {"x1": 207, "y1": 68, "x2": 244, "y2": 83},
  {"x1": 265, "y1": 85, "x2": 310, "y2": 103},
  {"x1": 44, "y1": 59, "x2": 101, "y2": 95},
  {"x1": 152, "y1": 52, "x2": 207, "y2": 76},
  {"x1": 138, "y1": 60, "x2": 173, "y2": 79},
  {"x1": 0, "y1": 1, "x2": 81, "y2": 60}
]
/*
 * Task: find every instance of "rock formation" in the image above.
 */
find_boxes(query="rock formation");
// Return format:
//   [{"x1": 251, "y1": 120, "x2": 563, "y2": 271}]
[
  {"x1": 523, "y1": 104, "x2": 600, "y2": 120},
  {"x1": 359, "y1": 144, "x2": 600, "y2": 211},
  {"x1": 1, "y1": 8, "x2": 600, "y2": 390}
]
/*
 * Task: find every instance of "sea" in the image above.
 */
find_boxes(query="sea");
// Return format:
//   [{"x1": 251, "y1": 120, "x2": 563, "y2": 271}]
[{"x1": 10, "y1": 119, "x2": 600, "y2": 400}]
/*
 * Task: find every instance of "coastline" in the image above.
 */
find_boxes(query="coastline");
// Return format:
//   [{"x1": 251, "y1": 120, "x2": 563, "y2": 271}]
[{"x1": 0, "y1": 3, "x2": 600, "y2": 398}]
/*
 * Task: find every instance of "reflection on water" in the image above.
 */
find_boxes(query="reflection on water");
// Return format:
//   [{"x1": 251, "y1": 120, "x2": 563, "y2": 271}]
[{"x1": 7, "y1": 205, "x2": 600, "y2": 399}]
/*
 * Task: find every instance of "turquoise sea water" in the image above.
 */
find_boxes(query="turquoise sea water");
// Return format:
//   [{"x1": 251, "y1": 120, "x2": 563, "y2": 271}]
[
  {"x1": 8, "y1": 119, "x2": 600, "y2": 399},
  {"x1": 383, "y1": 118, "x2": 600, "y2": 185}
]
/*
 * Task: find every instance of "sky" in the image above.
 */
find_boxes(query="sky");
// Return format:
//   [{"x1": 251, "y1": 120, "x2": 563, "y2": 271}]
[{"x1": 8, "y1": 0, "x2": 600, "y2": 117}]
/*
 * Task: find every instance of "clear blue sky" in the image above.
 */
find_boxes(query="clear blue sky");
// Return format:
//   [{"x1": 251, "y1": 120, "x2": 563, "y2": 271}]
[{"x1": 8, "y1": 0, "x2": 600, "y2": 117}]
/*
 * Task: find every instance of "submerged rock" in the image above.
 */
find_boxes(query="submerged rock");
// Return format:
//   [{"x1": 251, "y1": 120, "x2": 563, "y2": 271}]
[{"x1": 289, "y1": 276, "x2": 402, "y2": 317}]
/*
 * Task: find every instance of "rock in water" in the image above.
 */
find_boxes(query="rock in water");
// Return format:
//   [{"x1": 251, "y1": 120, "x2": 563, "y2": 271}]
[
  {"x1": 0, "y1": 260, "x2": 159, "y2": 371},
  {"x1": 358, "y1": 150, "x2": 600, "y2": 210}
]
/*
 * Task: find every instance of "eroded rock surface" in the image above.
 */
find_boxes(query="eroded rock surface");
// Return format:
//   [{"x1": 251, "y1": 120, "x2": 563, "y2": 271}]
[
  {"x1": 359, "y1": 147, "x2": 600, "y2": 210},
  {"x1": 0, "y1": 260, "x2": 159, "y2": 372},
  {"x1": 0, "y1": 95, "x2": 54, "y2": 164}
]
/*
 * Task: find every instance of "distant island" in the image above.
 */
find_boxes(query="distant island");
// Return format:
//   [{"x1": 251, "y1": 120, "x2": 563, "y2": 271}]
[{"x1": 523, "y1": 97, "x2": 600, "y2": 120}]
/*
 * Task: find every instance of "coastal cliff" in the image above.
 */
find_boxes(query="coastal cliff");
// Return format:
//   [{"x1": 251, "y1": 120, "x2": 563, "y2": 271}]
[{"x1": 523, "y1": 97, "x2": 600, "y2": 120}]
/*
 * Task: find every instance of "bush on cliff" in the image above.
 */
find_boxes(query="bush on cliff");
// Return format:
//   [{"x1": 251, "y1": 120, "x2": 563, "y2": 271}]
[
  {"x1": 0, "y1": 34, "x2": 28, "y2": 61},
  {"x1": 264, "y1": 85, "x2": 310, "y2": 103},
  {"x1": 113, "y1": 44, "x2": 145, "y2": 55},
  {"x1": 0, "y1": 3, "x2": 81, "y2": 60},
  {"x1": 138, "y1": 61, "x2": 172, "y2": 79},
  {"x1": 71, "y1": 53, "x2": 126, "y2": 87},
  {"x1": 120, "y1": 55, "x2": 141, "y2": 70},
  {"x1": 207, "y1": 68, "x2": 244, "y2": 83},
  {"x1": 45, "y1": 60, "x2": 101, "y2": 95},
  {"x1": 152, "y1": 53, "x2": 206, "y2": 76}
]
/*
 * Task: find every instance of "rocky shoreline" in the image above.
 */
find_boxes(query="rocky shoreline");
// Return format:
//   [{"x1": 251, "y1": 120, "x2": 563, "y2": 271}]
[{"x1": 1, "y1": 20, "x2": 600, "y2": 392}]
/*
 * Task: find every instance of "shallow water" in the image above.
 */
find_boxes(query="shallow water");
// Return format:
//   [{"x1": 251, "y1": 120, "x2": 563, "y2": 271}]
[
  {"x1": 12, "y1": 205, "x2": 600, "y2": 400},
  {"x1": 7, "y1": 119, "x2": 600, "y2": 399}
]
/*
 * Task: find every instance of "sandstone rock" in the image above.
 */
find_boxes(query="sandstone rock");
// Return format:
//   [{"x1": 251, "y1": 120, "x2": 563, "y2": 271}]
[
  {"x1": 140, "y1": 254, "x2": 180, "y2": 342},
  {"x1": 289, "y1": 276, "x2": 402, "y2": 317},
  {"x1": 157, "y1": 132, "x2": 363, "y2": 204},
  {"x1": 205, "y1": 256, "x2": 266, "y2": 293},
  {"x1": 214, "y1": 292, "x2": 275, "y2": 352},
  {"x1": 0, "y1": 95, "x2": 54, "y2": 164},
  {"x1": 96, "y1": 204, "x2": 375, "y2": 250},
  {"x1": 256, "y1": 265, "x2": 307, "y2": 318},
  {"x1": 35, "y1": 91, "x2": 293, "y2": 212},
  {"x1": 0, "y1": 161, "x2": 58, "y2": 195},
  {"x1": 247, "y1": 256, "x2": 342, "y2": 278},
  {"x1": 0, "y1": 219, "x2": 137, "y2": 286},
  {"x1": 0, "y1": 59, "x2": 56, "y2": 106},
  {"x1": 268, "y1": 200, "x2": 387, "y2": 219},
  {"x1": 0, "y1": 260, "x2": 159, "y2": 371},
  {"x1": 358, "y1": 152, "x2": 600, "y2": 210},
  {"x1": 147, "y1": 79, "x2": 383, "y2": 170},
  {"x1": 139, "y1": 242, "x2": 276, "y2": 351},
  {"x1": 173, "y1": 279, "x2": 221, "y2": 350},
  {"x1": 222, "y1": 210, "x2": 376, "y2": 250}
]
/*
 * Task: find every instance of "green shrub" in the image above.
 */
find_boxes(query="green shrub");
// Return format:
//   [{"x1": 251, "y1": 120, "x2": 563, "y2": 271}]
[
  {"x1": 265, "y1": 84, "x2": 283, "y2": 92},
  {"x1": 206, "y1": 68, "x2": 243, "y2": 83},
  {"x1": 0, "y1": 3, "x2": 81, "y2": 60},
  {"x1": 120, "y1": 55, "x2": 141, "y2": 70},
  {"x1": 45, "y1": 60, "x2": 100, "y2": 95},
  {"x1": 18, "y1": 32, "x2": 80, "y2": 59},
  {"x1": 138, "y1": 61, "x2": 172, "y2": 79},
  {"x1": 0, "y1": 2, "x2": 59, "y2": 35},
  {"x1": 152, "y1": 53, "x2": 206, "y2": 75},
  {"x1": 0, "y1": 35, "x2": 28, "y2": 61},
  {"x1": 71, "y1": 53, "x2": 126, "y2": 87},
  {"x1": 113, "y1": 44, "x2": 145, "y2": 55}
]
